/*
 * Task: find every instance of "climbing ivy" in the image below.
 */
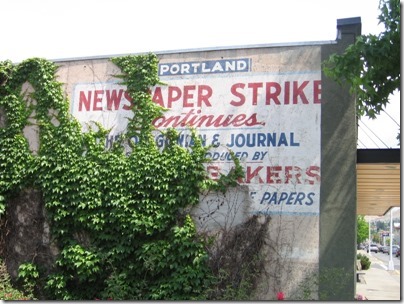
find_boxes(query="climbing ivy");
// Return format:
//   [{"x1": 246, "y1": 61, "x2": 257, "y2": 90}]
[{"x1": 0, "y1": 54, "x2": 244, "y2": 300}]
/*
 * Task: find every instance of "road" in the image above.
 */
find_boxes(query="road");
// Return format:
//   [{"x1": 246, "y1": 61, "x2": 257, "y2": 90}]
[{"x1": 368, "y1": 251, "x2": 400, "y2": 271}]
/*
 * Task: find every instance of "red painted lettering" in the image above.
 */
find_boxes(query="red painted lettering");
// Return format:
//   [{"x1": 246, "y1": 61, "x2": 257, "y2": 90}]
[
  {"x1": 267, "y1": 166, "x2": 282, "y2": 184},
  {"x1": 197, "y1": 85, "x2": 212, "y2": 107},
  {"x1": 284, "y1": 166, "x2": 302, "y2": 184},
  {"x1": 106, "y1": 89, "x2": 124, "y2": 110},
  {"x1": 207, "y1": 165, "x2": 220, "y2": 180},
  {"x1": 152, "y1": 87, "x2": 164, "y2": 107},
  {"x1": 265, "y1": 82, "x2": 281, "y2": 105},
  {"x1": 159, "y1": 85, "x2": 213, "y2": 108},
  {"x1": 79, "y1": 91, "x2": 91, "y2": 111},
  {"x1": 93, "y1": 90, "x2": 103, "y2": 111},
  {"x1": 167, "y1": 86, "x2": 182, "y2": 108},
  {"x1": 238, "y1": 165, "x2": 321, "y2": 185},
  {"x1": 230, "y1": 83, "x2": 246, "y2": 106},
  {"x1": 305, "y1": 166, "x2": 321, "y2": 184},
  {"x1": 245, "y1": 166, "x2": 264, "y2": 183},
  {"x1": 244, "y1": 113, "x2": 265, "y2": 126},
  {"x1": 293, "y1": 81, "x2": 309, "y2": 104},
  {"x1": 183, "y1": 85, "x2": 195, "y2": 107},
  {"x1": 284, "y1": 81, "x2": 290, "y2": 104},
  {"x1": 313, "y1": 80, "x2": 321, "y2": 104},
  {"x1": 123, "y1": 91, "x2": 133, "y2": 110},
  {"x1": 248, "y1": 82, "x2": 263, "y2": 105}
]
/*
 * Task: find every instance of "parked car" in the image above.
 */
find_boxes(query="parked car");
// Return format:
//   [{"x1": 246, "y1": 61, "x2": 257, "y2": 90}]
[
  {"x1": 368, "y1": 244, "x2": 379, "y2": 253},
  {"x1": 396, "y1": 248, "x2": 400, "y2": 257},
  {"x1": 381, "y1": 246, "x2": 389, "y2": 254},
  {"x1": 357, "y1": 243, "x2": 366, "y2": 250},
  {"x1": 392, "y1": 245, "x2": 400, "y2": 255},
  {"x1": 385, "y1": 245, "x2": 400, "y2": 255}
]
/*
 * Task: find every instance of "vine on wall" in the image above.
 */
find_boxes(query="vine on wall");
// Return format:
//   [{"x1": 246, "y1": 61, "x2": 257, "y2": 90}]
[{"x1": 0, "y1": 54, "x2": 244, "y2": 300}]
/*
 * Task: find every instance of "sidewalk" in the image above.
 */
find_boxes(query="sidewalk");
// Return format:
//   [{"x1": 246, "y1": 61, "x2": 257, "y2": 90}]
[{"x1": 356, "y1": 250, "x2": 401, "y2": 300}]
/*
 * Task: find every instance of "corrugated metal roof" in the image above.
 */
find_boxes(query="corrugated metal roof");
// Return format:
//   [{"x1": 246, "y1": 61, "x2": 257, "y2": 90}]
[{"x1": 357, "y1": 149, "x2": 401, "y2": 216}]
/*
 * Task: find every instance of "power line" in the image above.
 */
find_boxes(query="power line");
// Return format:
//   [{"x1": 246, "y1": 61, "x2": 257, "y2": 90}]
[
  {"x1": 357, "y1": 138, "x2": 368, "y2": 149},
  {"x1": 356, "y1": 123, "x2": 368, "y2": 148},
  {"x1": 358, "y1": 123, "x2": 381, "y2": 148},
  {"x1": 383, "y1": 110, "x2": 400, "y2": 128},
  {"x1": 360, "y1": 121, "x2": 389, "y2": 148},
  {"x1": 359, "y1": 120, "x2": 390, "y2": 148},
  {"x1": 358, "y1": 122, "x2": 381, "y2": 147}
]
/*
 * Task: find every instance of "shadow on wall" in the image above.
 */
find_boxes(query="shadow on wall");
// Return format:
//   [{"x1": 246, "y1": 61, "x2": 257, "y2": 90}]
[{"x1": 320, "y1": 40, "x2": 357, "y2": 299}]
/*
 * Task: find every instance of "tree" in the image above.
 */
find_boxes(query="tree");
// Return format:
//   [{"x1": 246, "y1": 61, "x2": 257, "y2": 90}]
[
  {"x1": 375, "y1": 219, "x2": 387, "y2": 231},
  {"x1": 357, "y1": 216, "x2": 369, "y2": 244},
  {"x1": 323, "y1": 0, "x2": 400, "y2": 119},
  {"x1": 372, "y1": 232, "x2": 381, "y2": 244}
]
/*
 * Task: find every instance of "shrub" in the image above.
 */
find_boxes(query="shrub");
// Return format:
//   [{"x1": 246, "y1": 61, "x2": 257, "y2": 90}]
[
  {"x1": 357, "y1": 253, "x2": 371, "y2": 270},
  {"x1": 0, "y1": 259, "x2": 34, "y2": 300}
]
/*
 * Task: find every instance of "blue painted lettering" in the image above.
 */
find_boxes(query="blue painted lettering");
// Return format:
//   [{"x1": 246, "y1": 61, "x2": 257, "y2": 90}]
[
  {"x1": 227, "y1": 132, "x2": 300, "y2": 148},
  {"x1": 260, "y1": 192, "x2": 316, "y2": 205}
]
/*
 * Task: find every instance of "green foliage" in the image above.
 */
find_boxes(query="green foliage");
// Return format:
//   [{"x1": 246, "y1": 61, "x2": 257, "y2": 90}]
[
  {"x1": 375, "y1": 219, "x2": 387, "y2": 230},
  {"x1": 17, "y1": 262, "x2": 39, "y2": 296},
  {"x1": 0, "y1": 54, "x2": 244, "y2": 300},
  {"x1": 357, "y1": 215, "x2": 369, "y2": 245},
  {"x1": 356, "y1": 253, "x2": 371, "y2": 270},
  {"x1": 0, "y1": 259, "x2": 35, "y2": 300},
  {"x1": 323, "y1": 0, "x2": 400, "y2": 119},
  {"x1": 318, "y1": 267, "x2": 352, "y2": 300},
  {"x1": 372, "y1": 232, "x2": 381, "y2": 244}
]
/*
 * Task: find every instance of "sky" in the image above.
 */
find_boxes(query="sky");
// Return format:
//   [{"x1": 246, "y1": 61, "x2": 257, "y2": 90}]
[{"x1": 0, "y1": 0, "x2": 400, "y2": 148}]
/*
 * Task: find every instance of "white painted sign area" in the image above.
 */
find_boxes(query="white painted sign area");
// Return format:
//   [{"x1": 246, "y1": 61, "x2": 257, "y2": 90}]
[{"x1": 71, "y1": 58, "x2": 321, "y2": 216}]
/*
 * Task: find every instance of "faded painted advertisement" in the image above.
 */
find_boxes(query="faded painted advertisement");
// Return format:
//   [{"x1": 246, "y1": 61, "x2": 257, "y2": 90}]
[{"x1": 66, "y1": 46, "x2": 321, "y2": 216}]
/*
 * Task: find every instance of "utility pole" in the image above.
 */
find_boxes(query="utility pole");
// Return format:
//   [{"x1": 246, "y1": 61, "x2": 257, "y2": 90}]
[
  {"x1": 368, "y1": 217, "x2": 372, "y2": 256},
  {"x1": 388, "y1": 208, "x2": 397, "y2": 270}
]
